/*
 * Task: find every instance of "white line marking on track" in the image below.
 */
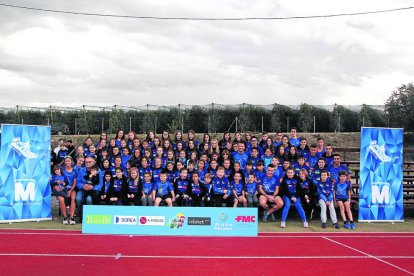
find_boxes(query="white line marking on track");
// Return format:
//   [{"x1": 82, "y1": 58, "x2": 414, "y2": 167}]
[
  {"x1": 323, "y1": 237, "x2": 414, "y2": 275},
  {"x1": 0, "y1": 253, "x2": 413, "y2": 259},
  {"x1": 0, "y1": 232, "x2": 413, "y2": 238}
]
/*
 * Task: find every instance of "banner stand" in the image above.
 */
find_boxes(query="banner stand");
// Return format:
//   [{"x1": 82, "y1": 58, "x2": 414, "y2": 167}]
[
  {"x1": 358, "y1": 127, "x2": 404, "y2": 222},
  {"x1": 0, "y1": 124, "x2": 52, "y2": 223}
]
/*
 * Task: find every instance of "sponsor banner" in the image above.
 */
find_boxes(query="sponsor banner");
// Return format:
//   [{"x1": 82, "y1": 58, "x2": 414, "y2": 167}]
[
  {"x1": 0, "y1": 124, "x2": 51, "y2": 222},
  {"x1": 83, "y1": 206, "x2": 257, "y2": 236},
  {"x1": 139, "y1": 216, "x2": 165, "y2": 226},
  {"x1": 359, "y1": 127, "x2": 404, "y2": 222}
]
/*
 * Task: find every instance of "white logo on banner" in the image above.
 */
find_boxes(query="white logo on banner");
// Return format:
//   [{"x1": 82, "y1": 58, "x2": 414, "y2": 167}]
[
  {"x1": 114, "y1": 216, "x2": 137, "y2": 225},
  {"x1": 368, "y1": 141, "x2": 391, "y2": 162},
  {"x1": 371, "y1": 183, "x2": 390, "y2": 205},
  {"x1": 14, "y1": 180, "x2": 36, "y2": 202},
  {"x1": 139, "y1": 216, "x2": 165, "y2": 226},
  {"x1": 10, "y1": 137, "x2": 38, "y2": 159}
]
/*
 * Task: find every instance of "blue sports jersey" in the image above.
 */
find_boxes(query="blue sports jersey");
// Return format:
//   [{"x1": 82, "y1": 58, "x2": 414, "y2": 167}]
[
  {"x1": 317, "y1": 180, "x2": 333, "y2": 202},
  {"x1": 297, "y1": 147, "x2": 309, "y2": 156},
  {"x1": 289, "y1": 138, "x2": 301, "y2": 147},
  {"x1": 254, "y1": 169, "x2": 266, "y2": 181},
  {"x1": 323, "y1": 154, "x2": 334, "y2": 167},
  {"x1": 166, "y1": 170, "x2": 176, "y2": 182},
  {"x1": 233, "y1": 152, "x2": 249, "y2": 169},
  {"x1": 224, "y1": 168, "x2": 232, "y2": 178},
  {"x1": 305, "y1": 154, "x2": 319, "y2": 168},
  {"x1": 232, "y1": 181, "x2": 244, "y2": 196},
  {"x1": 294, "y1": 164, "x2": 310, "y2": 175},
  {"x1": 248, "y1": 157, "x2": 261, "y2": 169},
  {"x1": 175, "y1": 178, "x2": 189, "y2": 195},
  {"x1": 283, "y1": 177, "x2": 299, "y2": 198},
  {"x1": 334, "y1": 181, "x2": 351, "y2": 201},
  {"x1": 190, "y1": 182, "x2": 202, "y2": 195},
  {"x1": 212, "y1": 177, "x2": 229, "y2": 195},
  {"x1": 127, "y1": 179, "x2": 139, "y2": 193},
  {"x1": 152, "y1": 168, "x2": 162, "y2": 182},
  {"x1": 311, "y1": 166, "x2": 326, "y2": 182},
  {"x1": 262, "y1": 156, "x2": 273, "y2": 168},
  {"x1": 329, "y1": 165, "x2": 349, "y2": 182},
  {"x1": 61, "y1": 167, "x2": 77, "y2": 189},
  {"x1": 50, "y1": 174, "x2": 69, "y2": 190},
  {"x1": 243, "y1": 169, "x2": 254, "y2": 180},
  {"x1": 154, "y1": 180, "x2": 174, "y2": 197},
  {"x1": 198, "y1": 168, "x2": 207, "y2": 183},
  {"x1": 121, "y1": 155, "x2": 131, "y2": 169},
  {"x1": 209, "y1": 169, "x2": 217, "y2": 178},
  {"x1": 299, "y1": 178, "x2": 312, "y2": 195},
  {"x1": 245, "y1": 181, "x2": 258, "y2": 194},
  {"x1": 113, "y1": 178, "x2": 124, "y2": 192},
  {"x1": 57, "y1": 149, "x2": 69, "y2": 161},
  {"x1": 187, "y1": 170, "x2": 195, "y2": 181},
  {"x1": 142, "y1": 181, "x2": 154, "y2": 195},
  {"x1": 260, "y1": 175, "x2": 280, "y2": 194},
  {"x1": 138, "y1": 166, "x2": 152, "y2": 182}
]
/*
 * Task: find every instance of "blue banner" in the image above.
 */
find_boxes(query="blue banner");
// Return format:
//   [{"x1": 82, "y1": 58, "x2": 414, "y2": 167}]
[
  {"x1": 359, "y1": 127, "x2": 404, "y2": 222},
  {"x1": 82, "y1": 206, "x2": 258, "y2": 236},
  {"x1": 0, "y1": 124, "x2": 51, "y2": 222}
]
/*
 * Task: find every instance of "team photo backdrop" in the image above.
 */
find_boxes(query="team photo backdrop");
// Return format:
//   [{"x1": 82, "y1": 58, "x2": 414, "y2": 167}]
[
  {"x1": 359, "y1": 127, "x2": 404, "y2": 222},
  {"x1": 0, "y1": 124, "x2": 51, "y2": 222}
]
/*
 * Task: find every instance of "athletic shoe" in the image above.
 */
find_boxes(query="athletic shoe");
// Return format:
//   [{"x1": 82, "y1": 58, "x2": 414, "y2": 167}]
[
  {"x1": 333, "y1": 223, "x2": 340, "y2": 229},
  {"x1": 303, "y1": 221, "x2": 309, "y2": 228},
  {"x1": 368, "y1": 141, "x2": 391, "y2": 162},
  {"x1": 63, "y1": 217, "x2": 69, "y2": 225},
  {"x1": 350, "y1": 222, "x2": 356, "y2": 230},
  {"x1": 310, "y1": 209, "x2": 314, "y2": 220},
  {"x1": 270, "y1": 213, "x2": 276, "y2": 222},
  {"x1": 69, "y1": 217, "x2": 76, "y2": 225},
  {"x1": 322, "y1": 222, "x2": 327, "y2": 229},
  {"x1": 344, "y1": 222, "x2": 351, "y2": 229},
  {"x1": 10, "y1": 137, "x2": 38, "y2": 159},
  {"x1": 262, "y1": 210, "x2": 268, "y2": 223},
  {"x1": 280, "y1": 221, "x2": 286, "y2": 228}
]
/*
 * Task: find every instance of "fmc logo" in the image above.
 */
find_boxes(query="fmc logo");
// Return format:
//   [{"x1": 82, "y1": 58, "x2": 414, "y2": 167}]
[{"x1": 235, "y1": 216, "x2": 256, "y2": 223}]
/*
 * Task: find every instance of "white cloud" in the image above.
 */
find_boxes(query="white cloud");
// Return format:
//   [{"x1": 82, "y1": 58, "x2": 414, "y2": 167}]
[{"x1": 0, "y1": 0, "x2": 413, "y2": 108}]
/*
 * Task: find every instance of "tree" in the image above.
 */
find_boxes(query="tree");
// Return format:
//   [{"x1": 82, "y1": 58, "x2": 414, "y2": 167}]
[
  {"x1": 270, "y1": 104, "x2": 296, "y2": 132},
  {"x1": 330, "y1": 105, "x2": 359, "y2": 132},
  {"x1": 384, "y1": 83, "x2": 414, "y2": 130},
  {"x1": 359, "y1": 105, "x2": 386, "y2": 128}
]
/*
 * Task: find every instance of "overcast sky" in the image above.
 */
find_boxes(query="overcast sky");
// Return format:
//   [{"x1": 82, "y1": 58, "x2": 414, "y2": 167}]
[{"x1": 0, "y1": 0, "x2": 413, "y2": 108}]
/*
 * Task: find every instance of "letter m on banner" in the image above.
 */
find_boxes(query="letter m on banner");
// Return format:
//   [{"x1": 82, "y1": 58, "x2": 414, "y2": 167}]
[
  {"x1": 371, "y1": 184, "x2": 390, "y2": 205},
  {"x1": 14, "y1": 180, "x2": 36, "y2": 202}
]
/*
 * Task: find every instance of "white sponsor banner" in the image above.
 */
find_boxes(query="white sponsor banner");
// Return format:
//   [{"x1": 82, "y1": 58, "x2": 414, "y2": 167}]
[{"x1": 139, "y1": 216, "x2": 165, "y2": 226}]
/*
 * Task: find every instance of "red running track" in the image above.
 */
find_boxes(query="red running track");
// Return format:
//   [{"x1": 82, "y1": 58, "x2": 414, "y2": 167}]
[{"x1": 0, "y1": 229, "x2": 413, "y2": 275}]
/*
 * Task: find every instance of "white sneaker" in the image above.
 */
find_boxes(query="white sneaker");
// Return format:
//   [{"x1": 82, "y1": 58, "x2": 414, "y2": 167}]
[
  {"x1": 63, "y1": 217, "x2": 69, "y2": 225},
  {"x1": 280, "y1": 221, "x2": 286, "y2": 228},
  {"x1": 69, "y1": 217, "x2": 76, "y2": 225},
  {"x1": 303, "y1": 221, "x2": 309, "y2": 228}
]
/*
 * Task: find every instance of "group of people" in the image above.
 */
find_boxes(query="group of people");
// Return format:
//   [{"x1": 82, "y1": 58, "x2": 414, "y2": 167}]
[{"x1": 49, "y1": 128, "x2": 356, "y2": 229}]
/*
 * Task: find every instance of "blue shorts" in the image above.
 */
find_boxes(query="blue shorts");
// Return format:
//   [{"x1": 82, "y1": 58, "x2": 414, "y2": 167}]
[
  {"x1": 336, "y1": 196, "x2": 349, "y2": 202},
  {"x1": 53, "y1": 187, "x2": 69, "y2": 198}
]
